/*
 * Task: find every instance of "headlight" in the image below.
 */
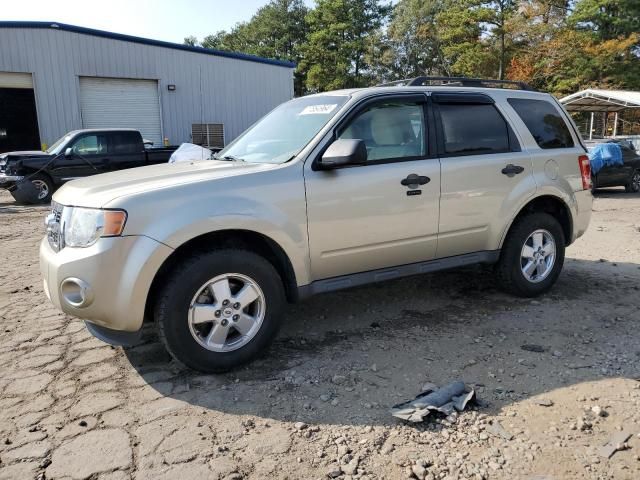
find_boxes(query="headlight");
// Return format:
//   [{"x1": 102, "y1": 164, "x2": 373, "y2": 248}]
[{"x1": 64, "y1": 207, "x2": 127, "y2": 248}]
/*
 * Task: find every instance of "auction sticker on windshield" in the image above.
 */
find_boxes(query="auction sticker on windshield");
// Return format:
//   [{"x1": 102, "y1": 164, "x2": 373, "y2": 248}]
[{"x1": 299, "y1": 104, "x2": 338, "y2": 115}]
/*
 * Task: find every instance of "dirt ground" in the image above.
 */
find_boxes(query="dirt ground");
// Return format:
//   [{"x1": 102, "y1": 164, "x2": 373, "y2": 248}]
[{"x1": 0, "y1": 188, "x2": 639, "y2": 480}]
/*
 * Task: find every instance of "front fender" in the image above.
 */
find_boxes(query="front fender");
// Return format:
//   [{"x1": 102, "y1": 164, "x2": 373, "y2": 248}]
[
  {"x1": 105, "y1": 166, "x2": 311, "y2": 286},
  {"x1": 158, "y1": 212, "x2": 311, "y2": 286}
]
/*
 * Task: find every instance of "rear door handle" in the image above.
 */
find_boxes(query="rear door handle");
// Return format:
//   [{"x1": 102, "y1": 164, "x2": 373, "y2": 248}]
[
  {"x1": 501, "y1": 164, "x2": 525, "y2": 176},
  {"x1": 401, "y1": 174, "x2": 430, "y2": 187}
]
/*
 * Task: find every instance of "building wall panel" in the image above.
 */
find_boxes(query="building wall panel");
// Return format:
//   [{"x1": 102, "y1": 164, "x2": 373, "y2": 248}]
[{"x1": 0, "y1": 25, "x2": 294, "y2": 148}]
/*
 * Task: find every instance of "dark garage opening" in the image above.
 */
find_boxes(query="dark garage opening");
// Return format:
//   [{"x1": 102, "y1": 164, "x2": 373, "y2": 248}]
[{"x1": 0, "y1": 88, "x2": 41, "y2": 153}]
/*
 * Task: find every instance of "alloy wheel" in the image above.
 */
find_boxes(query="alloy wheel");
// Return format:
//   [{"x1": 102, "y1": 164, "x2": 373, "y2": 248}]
[
  {"x1": 31, "y1": 179, "x2": 49, "y2": 200},
  {"x1": 520, "y1": 229, "x2": 556, "y2": 283},
  {"x1": 188, "y1": 273, "x2": 266, "y2": 352}
]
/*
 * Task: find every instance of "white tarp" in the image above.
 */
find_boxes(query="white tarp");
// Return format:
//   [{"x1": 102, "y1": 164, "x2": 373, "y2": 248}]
[{"x1": 169, "y1": 143, "x2": 214, "y2": 163}]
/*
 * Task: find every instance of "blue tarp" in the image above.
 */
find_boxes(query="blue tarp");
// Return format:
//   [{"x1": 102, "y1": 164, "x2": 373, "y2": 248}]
[{"x1": 589, "y1": 143, "x2": 623, "y2": 175}]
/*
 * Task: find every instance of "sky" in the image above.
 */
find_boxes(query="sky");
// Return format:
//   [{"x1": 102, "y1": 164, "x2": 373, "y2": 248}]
[{"x1": 2, "y1": 0, "x2": 313, "y2": 44}]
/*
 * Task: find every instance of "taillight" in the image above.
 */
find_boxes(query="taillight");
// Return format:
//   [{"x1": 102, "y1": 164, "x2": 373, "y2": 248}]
[{"x1": 578, "y1": 154, "x2": 591, "y2": 190}]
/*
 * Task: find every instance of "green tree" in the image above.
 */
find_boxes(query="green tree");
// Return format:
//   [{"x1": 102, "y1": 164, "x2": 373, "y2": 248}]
[
  {"x1": 508, "y1": 0, "x2": 640, "y2": 94},
  {"x1": 435, "y1": 0, "x2": 494, "y2": 78},
  {"x1": 198, "y1": 0, "x2": 310, "y2": 94},
  {"x1": 382, "y1": 0, "x2": 448, "y2": 79},
  {"x1": 183, "y1": 35, "x2": 199, "y2": 47},
  {"x1": 301, "y1": 0, "x2": 391, "y2": 91},
  {"x1": 571, "y1": 0, "x2": 640, "y2": 41},
  {"x1": 481, "y1": 0, "x2": 519, "y2": 79}
]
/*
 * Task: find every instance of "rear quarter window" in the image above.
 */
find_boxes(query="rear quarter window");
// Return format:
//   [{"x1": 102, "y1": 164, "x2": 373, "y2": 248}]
[{"x1": 508, "y1": 98, "x2": 574, "y2": 149}]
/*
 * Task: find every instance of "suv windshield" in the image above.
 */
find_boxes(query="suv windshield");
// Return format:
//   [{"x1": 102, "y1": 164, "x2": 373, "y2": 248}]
[{"x1": 217, "y1": 95, "x2": 349, "y2": 164}]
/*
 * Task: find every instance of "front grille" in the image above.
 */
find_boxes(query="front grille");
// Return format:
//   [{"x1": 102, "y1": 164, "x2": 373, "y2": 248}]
[{"x1": 46, "y1": 202, "x2": 65, "y2": 252}]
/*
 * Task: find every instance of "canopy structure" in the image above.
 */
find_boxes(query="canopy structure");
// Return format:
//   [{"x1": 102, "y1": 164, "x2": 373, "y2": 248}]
[
  {"x1": 560, "y1": 89, "x2": 640, "y2": 112},
  {"x1": 560, "y1": 89, "x2": 640, "y2": 139}
]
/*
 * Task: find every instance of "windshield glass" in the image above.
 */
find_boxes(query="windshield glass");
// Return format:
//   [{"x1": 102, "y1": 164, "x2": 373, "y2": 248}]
[
  {"x1": 217, "y1": 95, "x2": 349, "y2": 164},
  {"x1": 46, "y1": 134, "x2": 73, "y2": 155}
]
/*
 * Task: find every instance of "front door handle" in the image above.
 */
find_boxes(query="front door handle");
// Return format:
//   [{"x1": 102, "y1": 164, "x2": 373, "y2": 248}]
[
  {"x1": 401, "y1": 173, "x2": 430, "y2": 187},
  {"x1": 501, "y1": 164, "x2": 525, "y2": 176}
]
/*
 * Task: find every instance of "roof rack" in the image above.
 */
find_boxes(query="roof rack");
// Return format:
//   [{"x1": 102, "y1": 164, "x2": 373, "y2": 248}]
[{"x1": 377, "y1": 76, "x2": 536, "y2": 91}]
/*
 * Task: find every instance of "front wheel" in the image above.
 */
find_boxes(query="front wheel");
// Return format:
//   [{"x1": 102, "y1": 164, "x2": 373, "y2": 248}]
[
  {"x1": 155, "y1": 249, "x2": 285, "y2": 372},
  {"x1": 495, "y1": 213, "x2": 565, "y2": 297},
  {"x1": 29, "y1": 173, "x2": 54, "y2": 203},
  {"x1": 625, "y1": 170, "x2": 640, "y2": 193}
]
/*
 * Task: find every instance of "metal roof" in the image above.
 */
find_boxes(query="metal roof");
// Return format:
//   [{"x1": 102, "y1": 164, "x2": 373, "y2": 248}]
[
  {"x1": 560, "y1": 89, "x2": 640, "y2": 112},
  {"x1": 0, "y1": 21, "x2": 296, "y2": 69}
]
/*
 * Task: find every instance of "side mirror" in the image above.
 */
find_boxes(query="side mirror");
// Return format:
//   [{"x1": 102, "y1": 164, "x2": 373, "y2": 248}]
[
  {"x1": 64, "y1": 147, "x2": 73, "y2": 157},
  {"x1": 320, "y1": 139, "x2": 367, "y2": 169}
]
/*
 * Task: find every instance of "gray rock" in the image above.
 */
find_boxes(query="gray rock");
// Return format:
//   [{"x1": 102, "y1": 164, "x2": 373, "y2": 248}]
[{"x1": 332, "y1": 375, "x2": 347, "y2": 385}]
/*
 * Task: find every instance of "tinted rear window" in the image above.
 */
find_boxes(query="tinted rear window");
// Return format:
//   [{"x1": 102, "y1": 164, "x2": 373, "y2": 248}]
[
  {"x1": 438, "y1": 103, "x2": 510, "y2": 155},
  {"x1": 508, "y1": 98, "x2": 574, "y2": 149},
  {"x1": 111, "y1": 132, "x2": 141, "y2": 154}
]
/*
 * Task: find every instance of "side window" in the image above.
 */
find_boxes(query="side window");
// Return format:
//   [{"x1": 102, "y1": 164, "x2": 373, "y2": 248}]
[
  {"x1": 71, "y1": 135, "x2": 108, "y2": 155},
  {"x1": 339, "y1": 101, "x2": 426, "y2": 162},
  {"x1": 438, "y1": 103, "x2": 510, "y2": 155},
  {"x1": 508, "y1": 98, "x2": 574, "y2": 149},
  {"x1": 112, "y1": 132, "x2": 140, "y2": 154}
]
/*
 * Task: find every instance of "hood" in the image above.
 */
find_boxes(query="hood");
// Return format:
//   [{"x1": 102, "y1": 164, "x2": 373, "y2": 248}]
[
  {"x1": 0, "y1": 150, "x2": 51, "y2": 159},
  {"x1": 53, "y1": 159, "x2": 279, "y2": 207}
]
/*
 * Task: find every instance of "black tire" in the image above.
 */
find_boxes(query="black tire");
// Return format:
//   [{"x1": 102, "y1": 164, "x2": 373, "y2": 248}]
[
  {"x1": 155, "y1": 249, "x2": 285, "y2": 373},
  {"x1": 625, "y1": 170, "x2": 640, "y2": 193},
  {"x1": 23, "y1": 173, "x2": 54, "y2": 204},
  {"x1": 495, "y1": 212, "x2": 565, "y2": 297}
]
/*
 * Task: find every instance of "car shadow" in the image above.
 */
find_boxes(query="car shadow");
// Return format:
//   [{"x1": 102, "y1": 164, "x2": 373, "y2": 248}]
[
  {"x1": 123, "y1": 257, "x2": 640, "y2": 426},
  {"x1": 0, "y1": 197, "x2": 50, "y2": 213}
]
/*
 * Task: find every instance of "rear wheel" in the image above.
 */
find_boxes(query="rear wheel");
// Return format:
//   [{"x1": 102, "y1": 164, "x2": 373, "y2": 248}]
[
  {"x1": 155, "y1": 249, "x2": 285, "y2": 372},
  {"x1": 495, "y1": 213, "x2": 565, "y2": 297},
  {"x1": 625, "y1": 170, "x2": 640, "y2": 193}
]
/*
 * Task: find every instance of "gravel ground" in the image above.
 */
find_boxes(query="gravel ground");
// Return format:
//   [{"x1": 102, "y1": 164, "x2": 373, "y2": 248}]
[{"x1": 0, "y1": 188, "x2": 639, "y2": 480}]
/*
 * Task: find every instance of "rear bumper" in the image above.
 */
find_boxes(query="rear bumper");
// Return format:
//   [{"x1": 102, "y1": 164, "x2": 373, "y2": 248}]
[{"x1": 572, "y1": 189, "x2": 592, "y2": 242}]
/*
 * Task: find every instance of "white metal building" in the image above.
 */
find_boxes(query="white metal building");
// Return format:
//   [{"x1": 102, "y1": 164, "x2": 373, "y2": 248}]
[{"x1": 0, "y1": 21, "x2": 295, "y2": 153}]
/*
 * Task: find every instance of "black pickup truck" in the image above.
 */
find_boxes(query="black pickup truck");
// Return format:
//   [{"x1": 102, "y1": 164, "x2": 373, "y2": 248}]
[{"x1": 0, "y1": 129, "x2": 177, "y2": 203}]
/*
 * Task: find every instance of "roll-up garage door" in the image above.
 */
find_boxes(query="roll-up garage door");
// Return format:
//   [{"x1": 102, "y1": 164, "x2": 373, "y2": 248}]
[{"x1": 79, "y1": 77, "x2": 162, "y2": 146}]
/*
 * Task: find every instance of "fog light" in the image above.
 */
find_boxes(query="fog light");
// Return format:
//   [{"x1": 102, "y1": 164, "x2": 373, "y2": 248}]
[{"x1": 60, "y1": 278, "x2": 94, "y2": 308}]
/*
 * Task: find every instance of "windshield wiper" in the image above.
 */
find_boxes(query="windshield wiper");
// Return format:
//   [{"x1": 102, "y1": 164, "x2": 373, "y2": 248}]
[{"x1": 216, "y1": 155, "x2": 245, "y2": 162}]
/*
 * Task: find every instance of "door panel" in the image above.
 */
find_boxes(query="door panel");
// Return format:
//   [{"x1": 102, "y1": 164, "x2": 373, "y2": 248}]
[
  {"x1": 306, "y1": 161, "x2": 441, "y2": 279},
  {"x1": 50, "y1": 133, "x2": 110, "y2": 181},
  {"x1": 107, "y1": 132, "x2": 145, "y2": 171},
  {"x1": 438, "y1": 151, "x2": 535, "y2": 257},
  {"x1": 305, "y1": 95, "x2": 440, "y2": 281},
  {"x1": 434, "y1": 95, "x2": 535, "y2": 257}
]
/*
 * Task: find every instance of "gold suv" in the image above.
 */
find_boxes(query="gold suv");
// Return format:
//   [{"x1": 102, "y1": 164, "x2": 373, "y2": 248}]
[{"x1": 40, "y1": 77, "x2": 593, "y2": 372}]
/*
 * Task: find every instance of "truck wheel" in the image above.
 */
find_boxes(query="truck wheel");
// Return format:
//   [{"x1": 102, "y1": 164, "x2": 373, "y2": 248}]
[
  {"x1": 29, "y1": 173, "x2": 54, "y2": 203},
  {"x1": 155, "y1": 249, "x2": 285, "y2": 373},
  {"x1": 495, "y1": 213, "x2": 565, "y2": 297},
  {"x1": 625, "y1": 170, "x2": 640, "y2": 193}
]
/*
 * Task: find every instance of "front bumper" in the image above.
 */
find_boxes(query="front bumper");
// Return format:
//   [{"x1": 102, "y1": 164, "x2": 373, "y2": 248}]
[
  {"x1": 0, "y1": 173, "x2": 24, "y2": 189},
  {"x1": 39, "y1": 234, "x2": 173, "y2": 335}
]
